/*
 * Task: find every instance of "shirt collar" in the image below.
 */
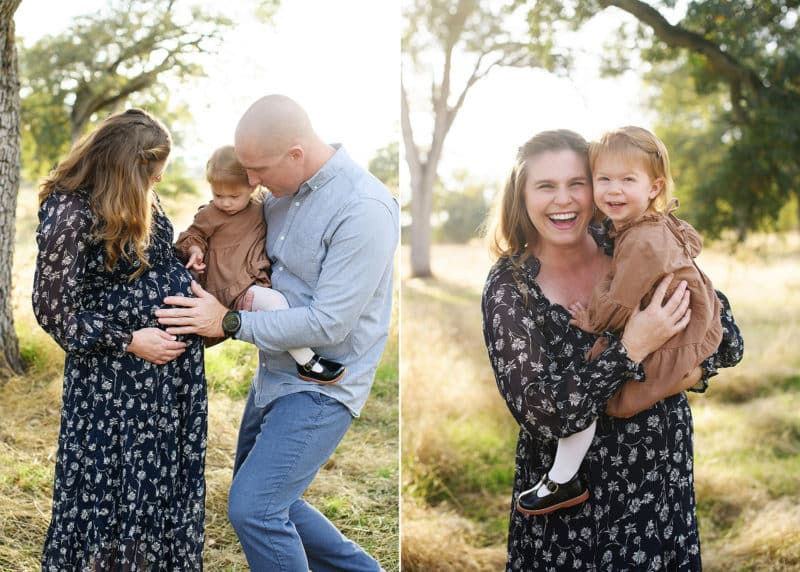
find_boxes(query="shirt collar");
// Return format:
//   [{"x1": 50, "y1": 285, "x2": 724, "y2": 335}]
[{"x1": 301, "y1": 143, "x2": 347, "y2": 193}]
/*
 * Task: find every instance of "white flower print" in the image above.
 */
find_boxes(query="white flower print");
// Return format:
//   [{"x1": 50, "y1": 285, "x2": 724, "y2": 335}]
[
  {"x1": 34, "y1": 191, "x2": 206, "y2": 571},
  {"x1": 481, "y1": 253, "x2": 743, "y2": 571}
]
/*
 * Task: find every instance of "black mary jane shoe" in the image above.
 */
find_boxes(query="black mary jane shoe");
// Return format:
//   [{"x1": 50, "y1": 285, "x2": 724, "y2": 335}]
[
  {"x1": 296, "y1": 355, "x2": 346, "y2": 385},
  {"x1": 516, "y1": 473, "x2": 589, "y2": 515}
]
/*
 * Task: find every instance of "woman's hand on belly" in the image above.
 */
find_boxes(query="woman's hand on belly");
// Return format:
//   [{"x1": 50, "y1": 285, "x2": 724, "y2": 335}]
[{"x1": 126, "y1": 327, "x2": 187, "y2": 365}]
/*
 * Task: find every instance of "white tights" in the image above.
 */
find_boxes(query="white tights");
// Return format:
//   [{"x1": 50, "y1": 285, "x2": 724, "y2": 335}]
[
  {"x1": 538, "y1": 419, "x2": 597, "y2": 497},
  {"x1": 247, "y1": 285, "x2": 315, "y2": 367}
]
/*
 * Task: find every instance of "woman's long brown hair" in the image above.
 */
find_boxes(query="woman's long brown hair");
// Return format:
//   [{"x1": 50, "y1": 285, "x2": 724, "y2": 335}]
[
  {"x1": 40, "y1": 109, "x2": 172, "y2": 279},
  {"x1": 487, "y1": 129, "x2": 591, "y2": 266}
]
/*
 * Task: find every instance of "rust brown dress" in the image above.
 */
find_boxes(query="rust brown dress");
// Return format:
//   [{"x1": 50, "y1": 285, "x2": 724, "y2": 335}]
[
  {"x1": 175, "y1": 198, "x2": 271, "y2": 309},
  {"x1": 584, "y1": 203, "x2": 722, "y2": 403}
]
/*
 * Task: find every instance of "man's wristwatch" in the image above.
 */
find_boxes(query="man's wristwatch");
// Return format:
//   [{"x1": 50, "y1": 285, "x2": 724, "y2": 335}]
[{"x1": 222, "y1": 310, "x2": 242, "y2": 338}]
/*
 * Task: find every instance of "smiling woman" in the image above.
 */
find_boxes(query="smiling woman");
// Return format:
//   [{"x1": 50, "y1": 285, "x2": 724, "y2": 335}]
[{"x1": 481, "y1": 128, "x2": 743, "y2": 570}]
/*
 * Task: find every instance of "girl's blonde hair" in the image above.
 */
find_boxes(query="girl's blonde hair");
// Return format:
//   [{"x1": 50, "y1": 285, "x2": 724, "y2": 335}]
[
  {"x1": 40, "y1": 108, "x2": 171, "y2": 278},
  {"x1": 588, "y1": 126, "x2": 673, "y2": 213},
  {"x1": 206, "y1": 145, "x2": 249, "y2": 187},
  {"x1": 488, "y1": 129, "x2": 591, "y2": 263}
]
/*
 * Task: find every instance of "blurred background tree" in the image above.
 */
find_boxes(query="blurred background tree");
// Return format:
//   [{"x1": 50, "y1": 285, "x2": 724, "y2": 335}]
[
  {"x1": 18, "y1": 0, "x2": 235, "y2": 182},
  {"x1": 369, "y1": 140, "x2": 399, "y2": 193},
  {"x1": 433, "y1": 171, "x2": 491, "y2": 244},
  {"x1": 519, "y1": 0, "x2": 800, "y2": 239},
  {"x1": 402, "y1": 0, "x2": 560, "y2": 277}
]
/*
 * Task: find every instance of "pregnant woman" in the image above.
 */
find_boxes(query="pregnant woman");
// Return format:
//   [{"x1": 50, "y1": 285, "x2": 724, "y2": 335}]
[
  {"x1": 33, "y1": 109, "x2": 207, "y2": 570},
  {"x1": 482, "y1": 129, "x2": 743, "y2": 570}
]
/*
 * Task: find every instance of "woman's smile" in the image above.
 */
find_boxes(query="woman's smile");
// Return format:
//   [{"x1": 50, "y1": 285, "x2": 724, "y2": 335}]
[{"x1": 547, "y1": 211, "x2": 579, "y2": 229}]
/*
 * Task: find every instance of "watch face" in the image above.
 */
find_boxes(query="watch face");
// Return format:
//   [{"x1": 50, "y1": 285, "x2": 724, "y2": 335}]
[{"x1": 223, "y1": 311, "x2": 240, "y2": 335}]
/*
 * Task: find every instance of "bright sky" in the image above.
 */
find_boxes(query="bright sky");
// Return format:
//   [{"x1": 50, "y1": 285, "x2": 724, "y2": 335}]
[
  {"x1": 404, "y1": 8, "x2": 658, "y2": 186},
  {"x1": 15, "y1": 1, "x2": 667, "y2": 189},
  {"x1": 14, "y1": 0, "x2": 399, "y2": 173}
]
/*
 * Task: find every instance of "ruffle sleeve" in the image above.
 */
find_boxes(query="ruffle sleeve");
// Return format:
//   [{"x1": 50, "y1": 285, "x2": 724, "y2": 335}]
[
  {"x1": 174, "y1": 203, "x2": 217, "y2": 260},
  {"x1": 691, "y1": 289, "x2": 745, "y2": 392}
]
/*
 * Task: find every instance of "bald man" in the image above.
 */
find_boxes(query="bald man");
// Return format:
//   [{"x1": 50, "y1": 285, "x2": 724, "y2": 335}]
[{"x1": 157, "y1": 95, "x2": 397, "y2": 570}]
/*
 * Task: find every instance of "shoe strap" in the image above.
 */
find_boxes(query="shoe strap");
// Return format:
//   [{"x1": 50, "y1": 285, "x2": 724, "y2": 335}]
[
  {"x1": 543, "y1": 477, "x2": 559, "y2": 494},
  {"x1": 302, "y1": 355, "x2": 320, "y2": 372}
]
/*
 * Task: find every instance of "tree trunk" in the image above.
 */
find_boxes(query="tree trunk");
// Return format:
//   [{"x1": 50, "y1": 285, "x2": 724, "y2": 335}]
[
  {"x1": 735, "y1": 209, "x2": 748, "y2": 243},
  {"x1": 402, "y1": 83, "x2": 434, "y2": 278},
  {"x1": 402, "y1": 79, "x2": 453, "y2": 278},
  {"x1": 0, "y1": 0, "x2": 24, "y2": 378},
  {"x1": 409, "y1": 165, "x2": 434, "y2": 277},
  {"x1": 796, "y1": 190, "x2": 800, "y2": 233}
]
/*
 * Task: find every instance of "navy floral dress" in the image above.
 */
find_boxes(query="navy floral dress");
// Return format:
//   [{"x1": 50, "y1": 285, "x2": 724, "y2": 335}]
[
  {"x1": 33, "y1": 190, "x2": 207, "y2": 571},
  {"x1": 482, "y1": 242, "x2": 743, "y2": 571}
]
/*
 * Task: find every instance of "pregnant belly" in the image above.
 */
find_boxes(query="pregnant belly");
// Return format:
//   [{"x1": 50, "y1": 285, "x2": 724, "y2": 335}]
[{"x1": 88, "y1": 263, "x2": 195, "y2": 329}]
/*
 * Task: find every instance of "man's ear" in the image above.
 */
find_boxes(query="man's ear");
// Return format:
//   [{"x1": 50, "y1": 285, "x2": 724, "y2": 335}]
[{"x1": 288, "y1": 145, "x2": 304, "y2": 161}]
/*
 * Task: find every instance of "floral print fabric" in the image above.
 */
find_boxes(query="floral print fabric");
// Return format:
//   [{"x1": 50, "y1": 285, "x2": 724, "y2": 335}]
[
  {"x1": 33, "y1": 190, "x2": 207, "y2": 571},
  {"x1": 482, "y1": 250, "x2": 743, "y2": 571}
]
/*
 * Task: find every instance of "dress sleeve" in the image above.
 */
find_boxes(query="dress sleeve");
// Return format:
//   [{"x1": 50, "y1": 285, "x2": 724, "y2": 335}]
[
  {"x1": 690, "y1": 289, "x2": 744, "y2": 392},
  {"x1": 481, "y1": 261, "x2": 644, "y2": 440},
  {"x1": 32, "y1": 193, "x2": 132, "y2": 354},
  {"x1": 174, "y1": 204, "x2": 216, "y2": 260}
]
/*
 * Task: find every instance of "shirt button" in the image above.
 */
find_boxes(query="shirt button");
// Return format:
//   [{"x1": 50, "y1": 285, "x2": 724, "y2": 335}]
[
  {"x1": 280, "y1": 235, "x2": 285, "y2": 240},
  {"x1": 278, "y1": 266, "x2": 284, "y2": 272},
  {"x1": 295, "y1": 201, "x2": 300, "y2": 206}
]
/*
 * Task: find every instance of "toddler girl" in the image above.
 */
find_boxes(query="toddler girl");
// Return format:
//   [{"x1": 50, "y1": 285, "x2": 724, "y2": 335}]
[
  {"x1": 175, "y1": 145, "x2": 345, "y2": 384},
  {"x1": 517, "y1": 126, "x2": 722, "y2": 515}
]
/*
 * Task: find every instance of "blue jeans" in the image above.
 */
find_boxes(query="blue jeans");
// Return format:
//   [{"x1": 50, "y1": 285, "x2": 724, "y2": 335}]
[{"x1": 228, "y1": 390, "x2": 382, "y2": 571}]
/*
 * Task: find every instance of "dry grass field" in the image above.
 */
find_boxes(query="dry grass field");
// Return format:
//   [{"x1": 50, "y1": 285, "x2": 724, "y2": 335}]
[
  {"x1": 401, "y1": 238, "x2": 800, "y2": 572},
  {"x1": 0, "y1": 187, "x2": 399, "y2": 571}
]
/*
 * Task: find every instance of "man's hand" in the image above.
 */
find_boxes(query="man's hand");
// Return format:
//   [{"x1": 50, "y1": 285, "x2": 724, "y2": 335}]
[{"x1": 155, "y1": 281, "x2": 228, "y2": 337}]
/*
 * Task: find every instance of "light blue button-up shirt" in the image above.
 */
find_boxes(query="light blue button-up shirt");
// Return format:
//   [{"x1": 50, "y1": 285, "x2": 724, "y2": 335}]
[{"x1": 236, "y1": 145, "x2": 398, "y2": 416}]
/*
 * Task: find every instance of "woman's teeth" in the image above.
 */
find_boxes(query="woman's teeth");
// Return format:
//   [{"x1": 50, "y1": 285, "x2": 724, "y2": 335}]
[{"x1": 549, "y1": 213, "x2": 577, "y2": 221}]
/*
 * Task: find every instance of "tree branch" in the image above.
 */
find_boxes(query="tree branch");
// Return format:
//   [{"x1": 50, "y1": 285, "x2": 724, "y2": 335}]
[{"x1": 601, "y1": 0, "x2": 765, "y2": 97}]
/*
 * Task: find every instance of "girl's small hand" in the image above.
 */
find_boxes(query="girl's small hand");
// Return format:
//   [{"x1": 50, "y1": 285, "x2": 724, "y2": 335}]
[
  {"x1": 236, "y1": 289, "x2": 255, "y2": 312},
  {"x1": 568, "y1": 302, "x2": 591, "y2": 331},
  {"x1": 126, "y1": 327, "x2": 187, "y2": 365},
  {"x1": 621, "y1": 273, "x2": 691, "y2": 363},
  {"x1": 185, "y1": 247, "x2": 206, "y2": 273}
]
